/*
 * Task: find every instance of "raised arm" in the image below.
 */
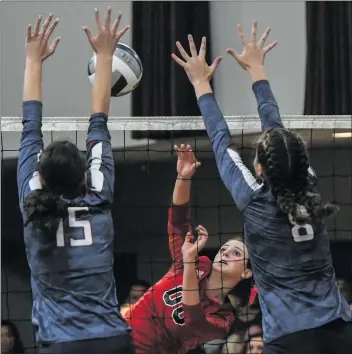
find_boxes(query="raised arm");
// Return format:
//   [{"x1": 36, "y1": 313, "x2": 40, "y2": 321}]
[
  {"x1": 172, "y1": 36, "x2": 261, "y2": 211},
  {"x1": 83, "y1": 8, "x2": 130, "y2": 203},
  {"x1": 168, "y1": 145, "x2": 200, "y2": 268},
  {"x1": 181, "y1": 226, "x2": 208, "y2": 324},
  {"x1": 226, "y1": 21, "x2": 282, "y2": 131},
  {"x1": 227, "y1": 21, "x2": 316, "y2": 179},
  {"x1": 17, "y1": 15, "x2": 60, "y2": 209}
]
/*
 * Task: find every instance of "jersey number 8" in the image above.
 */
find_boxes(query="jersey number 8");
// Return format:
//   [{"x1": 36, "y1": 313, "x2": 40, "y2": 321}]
[
  {"x1": 289, "y1": 212, "x2": 314, "y2": 243},
  {"x1": 56, "y1": 207, "x2": 93, "y2": 247},
  {"x1": 163, "y1": 286, "x2": 185, "y2": 326}
]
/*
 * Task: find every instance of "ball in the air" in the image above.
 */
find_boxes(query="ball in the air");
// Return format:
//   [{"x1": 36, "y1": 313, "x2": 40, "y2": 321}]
[{"x1": 88, "y1": 43, "x2": 143, "y2": 97}]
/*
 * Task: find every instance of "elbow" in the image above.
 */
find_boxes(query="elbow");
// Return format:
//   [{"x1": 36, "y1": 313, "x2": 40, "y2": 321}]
[{"x1": 211, "y1": 128, "x2": 232, "y2": 152}]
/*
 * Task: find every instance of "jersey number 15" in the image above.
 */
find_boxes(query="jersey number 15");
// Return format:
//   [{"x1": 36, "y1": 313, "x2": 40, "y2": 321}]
[{"x1": 56, "y1": 207, "x2": 93, "y2": 247}]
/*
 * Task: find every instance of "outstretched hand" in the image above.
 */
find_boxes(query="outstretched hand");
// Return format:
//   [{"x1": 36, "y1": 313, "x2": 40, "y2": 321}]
[
  {"x1": 83, "y1": 7, "x2": 130, "y2": 56},
  {"x1": 182, "y1": 226, "x2": 209, "y2": 262},
  {"x1": 26, "y1": 14, "x2": 61, "y2": 62},
  {"x1": 172, "y1": 35, "x2": 222, "y2": 86},
  {"x1": 227, "y1": 20, "x2": 278, "y2": 70},
  {"x1": 175, "y1": 144, "x2": 201, "y2": 179}
]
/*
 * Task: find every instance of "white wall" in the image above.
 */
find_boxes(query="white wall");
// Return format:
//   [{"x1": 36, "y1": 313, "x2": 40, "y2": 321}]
[{"x1": 211, "y1": 2, "x2": 306, "y2": 115}]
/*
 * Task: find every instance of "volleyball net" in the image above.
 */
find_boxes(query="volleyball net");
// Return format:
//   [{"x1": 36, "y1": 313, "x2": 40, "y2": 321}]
[{"x1": 1, "y1": 115, "x2": 352, "y2": 353}]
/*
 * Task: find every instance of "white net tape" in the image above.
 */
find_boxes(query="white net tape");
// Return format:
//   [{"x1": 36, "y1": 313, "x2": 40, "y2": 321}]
[{"x1": 1, "y1": 115, "x2": 352, "y2": 131}]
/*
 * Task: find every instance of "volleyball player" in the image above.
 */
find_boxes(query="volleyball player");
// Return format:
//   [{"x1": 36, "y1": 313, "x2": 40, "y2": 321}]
[
  {"x1": 18, "y1": 9, "x2": 134, "y2": 354},
  {"x1": 172, "y1": 24, "x2": 352, "y2": 354},
  {"x1": 123, "y1": 144, "x2": 254, "y2": 353}
]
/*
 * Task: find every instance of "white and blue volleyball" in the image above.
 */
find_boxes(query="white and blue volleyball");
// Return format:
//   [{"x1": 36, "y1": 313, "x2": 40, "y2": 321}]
[{"x1": 88, "y1": 43, "x2": 143, "y2": 97}]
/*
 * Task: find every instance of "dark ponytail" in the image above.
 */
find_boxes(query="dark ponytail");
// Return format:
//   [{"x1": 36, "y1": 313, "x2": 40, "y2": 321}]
[
  {"x1": 22, "y1": 140, "x2": 86, "y2": 230},
  {"x1": 256, "y1": 128, "x2": 338, "y2": 224},
  {"x1": 23, "y1": 188, "x2": 66, "y2": 229}
]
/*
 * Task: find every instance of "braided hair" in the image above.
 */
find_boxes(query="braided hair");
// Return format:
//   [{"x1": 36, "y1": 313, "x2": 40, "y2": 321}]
[{"x1": 255, "y1": 128, "x2": 338, "y2": 224}]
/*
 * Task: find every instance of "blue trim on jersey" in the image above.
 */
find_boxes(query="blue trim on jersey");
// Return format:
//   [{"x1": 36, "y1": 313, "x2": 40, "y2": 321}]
[
  {"x1": 85, "y1": 113, "x2": 115, "y2": 204},
  {"x1": 198, "y1": 93, "x2": 262, "y2": 211}
]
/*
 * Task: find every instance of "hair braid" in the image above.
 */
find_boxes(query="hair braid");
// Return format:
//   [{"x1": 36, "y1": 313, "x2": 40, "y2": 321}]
[
  {"x1": 258, "y1": 129, "x2": 300, "y2": 221},
  {"x1": 256, "y1": 128, "x2": 338, "y2": 224}
]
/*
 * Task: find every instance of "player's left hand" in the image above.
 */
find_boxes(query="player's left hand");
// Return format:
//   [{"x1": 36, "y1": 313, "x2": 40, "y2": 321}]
[
  {"x1": 83, "y1": 7, "x2": 130, "y2": 56},
  {"x1": 182, "y1": 225, "x2": 209, "y2": 262},
  {"x1": 25, "y1": 14, "x2": 61, "y2": 62},
  {"x1": 226, "y1": 20, "x2": 278, "y2": 70},
  {"x1": 171, "y1": 35, "x2": 222, "y2": 86}
]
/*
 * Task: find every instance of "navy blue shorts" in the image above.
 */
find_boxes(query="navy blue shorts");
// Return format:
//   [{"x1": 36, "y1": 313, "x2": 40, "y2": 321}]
[
  {"x1": 263, "y1": 319, "x2": 352, "y2": 354},
  {"x1": 39, "y1": 334, "x2": 135, "y2": 354}
]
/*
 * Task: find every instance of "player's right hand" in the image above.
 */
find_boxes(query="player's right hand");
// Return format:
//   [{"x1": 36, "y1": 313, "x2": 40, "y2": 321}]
[
  {"x1": 83, "y1": 7, "x2": 130, "y2": 56},
  {"x1": 25, "y1": 14, "x2": 61, "y2": 62},
  {"x1": 226, "y1": 20, "x2": 278, "y2": 70},
  {"x1": 175, "y1": 144, "x2": 201, "y2": 179},
  {"x1": 182, "y1": 226, "x2": 209, "y2": 261},
  {"x1": 171, "y1": 35, "x2": 222, "y2": 86}
]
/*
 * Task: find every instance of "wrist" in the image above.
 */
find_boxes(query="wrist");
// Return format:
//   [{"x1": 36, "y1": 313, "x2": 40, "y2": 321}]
[
  {"x1": 177, "y1": 175, "x2": 192, "y2": 181},
  {"x1": 193, "y1": 80, "x2": 212, "y2": 99},
  {"x1": 25, "y1": 58, "x2": 42, "y2": 68},
  {"x1": 183, "y1": 256, "x2": 197, "y2": 264},
  {"x1": 247, "y1": 65, "x2": 267, "y2": 83},
  {"x1": 96, "y1": 53, "x2": 114, "y2": 61}
]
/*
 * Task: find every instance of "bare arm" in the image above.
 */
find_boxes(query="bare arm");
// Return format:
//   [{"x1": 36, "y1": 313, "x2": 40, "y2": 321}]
[
  {"x1": 182, "y1": 226, "x2": 208, "y2": 308},
  {"x1": 18, "y1": 15, "x2": 60, "y2": 209},
  {"x1": 182, "y1": 253, "x2": 200, "y2": 306},
  {"x1": 83, "y1": 8, "x2": 130, "y2": 115},
  {"x1": 23, "y1": 60, "x2": 43, "y2": 102},
  {"x1": 91, "y1": 54, "x2": 113, "y2": 115},
  {"x1": 23, "y1": 15, "x2": 60, "y2": 102},
  {"x1": 168, "y1": 145, "x2": 200, "y2": 268}
]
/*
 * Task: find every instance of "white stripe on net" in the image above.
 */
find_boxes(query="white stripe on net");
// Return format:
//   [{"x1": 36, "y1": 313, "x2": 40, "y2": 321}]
[{"x1": 1, "y1": 115, "x2": 351, "y2": 131}]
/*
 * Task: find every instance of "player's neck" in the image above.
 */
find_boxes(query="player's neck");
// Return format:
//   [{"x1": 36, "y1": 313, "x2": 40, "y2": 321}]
[{"x1": 205, "y1": 274, "x2": 234, "y2": 303}]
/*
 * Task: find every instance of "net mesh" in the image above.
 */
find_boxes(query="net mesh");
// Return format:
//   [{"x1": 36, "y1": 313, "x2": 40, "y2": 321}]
[{"x1": 1, "y1": 116, "x2": 352, "y2": 353}]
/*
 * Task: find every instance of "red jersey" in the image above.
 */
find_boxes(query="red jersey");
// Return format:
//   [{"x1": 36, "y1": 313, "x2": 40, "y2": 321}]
[{"x1": 123, "y1": 203, "x2": 234, "y2": 354}]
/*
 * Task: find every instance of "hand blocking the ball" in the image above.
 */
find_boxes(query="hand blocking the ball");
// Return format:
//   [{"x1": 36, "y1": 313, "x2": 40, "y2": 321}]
[
  {"x1": 25, "y1": 7, "x2": 130, "y2": 62},
  {"x1": 82, "y1": 7, "x2": 130, "y2": 56}
]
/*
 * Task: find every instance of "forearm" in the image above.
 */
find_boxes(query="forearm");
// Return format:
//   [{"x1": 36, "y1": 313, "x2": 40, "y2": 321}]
[
  {"x1": 23, "y1": 60, "x2": 42, "y2": 102},
  {"x1": 193, "y1": 80, "x2": 213, "y2": 99},
  {"x1": 172, "y1": 178, "x2": 191, "y2": 205},
  {"x1": 252, "y1": 79, "x2": 283, "y2": 130},
  {"x1": 182, "y1": 260, "x2": 200, "y2": 305},
  {"x1": 91, "y1": 54, "x2": 113, "y2": 115}
]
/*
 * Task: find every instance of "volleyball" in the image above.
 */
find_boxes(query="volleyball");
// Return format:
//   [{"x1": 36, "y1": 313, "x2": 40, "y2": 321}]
[{"x1": 88, "y1": 43, "x2": 143, "y2": 97}]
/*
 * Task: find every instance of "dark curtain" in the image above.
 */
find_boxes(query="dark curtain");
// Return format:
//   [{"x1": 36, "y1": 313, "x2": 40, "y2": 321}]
[
  {"x1": 304, "y1": 2, "x2": 352, "y2": 114},
  {"x1": 132, "y1": 1, "x2": 211, "y2": 139}
]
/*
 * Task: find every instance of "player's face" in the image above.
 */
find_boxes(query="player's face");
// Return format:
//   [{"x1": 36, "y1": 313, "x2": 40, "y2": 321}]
[
  {"x1": 129, "y1": 285, "x2": 148, "y2": 304},
  {"x1": 1, "y1": 325, "x2": 14, "y2": 352},
  {"x1": 246, "y1": 335, "x2": 263, "y2": 354},
  {"x1": 212, "y1": 240, "x2": 250, "y2": 280},
  {"x1": 253, "y1": 153, "x2": 264, "y2": 179}
]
